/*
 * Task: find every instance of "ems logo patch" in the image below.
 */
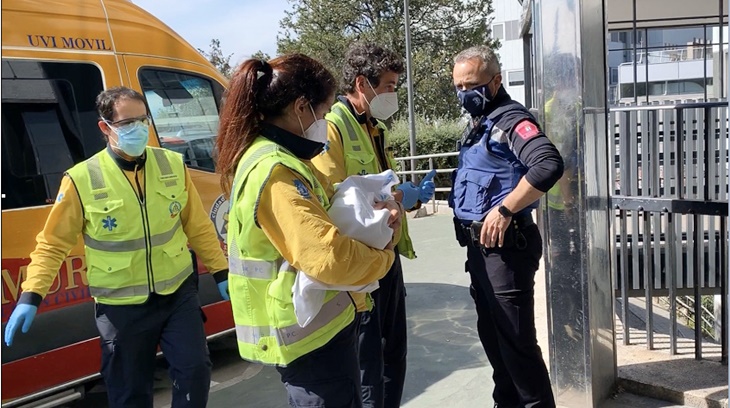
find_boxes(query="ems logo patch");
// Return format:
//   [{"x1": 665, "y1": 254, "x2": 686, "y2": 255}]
[
  {"x1": 169, "y1": 201, "x2": 182, "y2": 218},
  {"x1": 293, "y1": 179, "x2": 311, "y2": 199},
  {"x1": 209, "y1": 194, "x2": 229, "y2": 242},
  {"x1": 102, "y1": 216, "x2": 117, "y2": 231},
  {"x1": 56, "y1": 193, "x2": 64, "y2": 203},
  {"x1": 515, "y1": 120, "x2": 539, "y2": 140}
]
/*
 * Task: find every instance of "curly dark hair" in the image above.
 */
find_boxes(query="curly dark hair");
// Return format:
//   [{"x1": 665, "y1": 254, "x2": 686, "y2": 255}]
[
  {"x1": 96, "y1": 86, "x2": 146, "y2": 121},
  {"x1": 342, "y1": 42, "x2": 404, "y2": 93}
]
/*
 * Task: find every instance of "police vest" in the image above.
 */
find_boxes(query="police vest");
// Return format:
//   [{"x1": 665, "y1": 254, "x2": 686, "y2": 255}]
[
  {"x1": 449, "y1": 102, "x2": 540, "y2": 222},
  {"x1": 326, "y1": 101, "x2": 416, "y2": 259},
  {"x1": 227, "y1": 137, "x2": 356, "y2": 366},
  {"x1": 67, "y1": 147, "x2": 192, "y2": 305}
]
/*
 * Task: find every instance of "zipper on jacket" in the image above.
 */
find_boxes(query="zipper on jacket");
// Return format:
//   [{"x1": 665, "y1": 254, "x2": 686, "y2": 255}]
[{"x1": 134, "y1": 164, "x2": 156, "y2": 293}]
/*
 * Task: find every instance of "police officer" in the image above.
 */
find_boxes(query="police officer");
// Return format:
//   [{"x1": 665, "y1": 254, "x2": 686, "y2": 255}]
[
  {"x1": 215, "y1": 54, "x2": 402, "y2": 407},
  {"x1": 449, "y1": 46, "x2": 563, "y2": 408},
  {"x1": 311, "y1": 42, "x2": 436, "y2": 408},
  {"x1": 3, "y1": 86, "x2": 230, "y2": 408}
]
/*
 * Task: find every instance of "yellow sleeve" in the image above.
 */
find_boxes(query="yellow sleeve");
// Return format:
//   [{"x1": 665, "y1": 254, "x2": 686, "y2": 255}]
[
  {"x1": 180, "y1": 168, "x2": 228, "y2": 273},
  {"x1": 22, "y1": 176, "x2": 84, "y2": 298},
  {"x1": 257, "y1": 164, "x2": 394, "y2": 286},
  {"x1": 310, "y1": 121, "x2": 348, "y2": 184}
]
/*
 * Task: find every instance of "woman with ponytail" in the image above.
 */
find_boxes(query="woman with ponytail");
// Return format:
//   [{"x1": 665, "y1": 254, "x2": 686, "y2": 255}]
[{"x1": 216, "y1": 54, "x2": 401, "y2": 407}]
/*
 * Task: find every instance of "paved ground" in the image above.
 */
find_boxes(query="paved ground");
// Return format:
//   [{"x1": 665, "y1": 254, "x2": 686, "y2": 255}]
[{"x1": 66, "y1": 213, "x2": 702, "y2": 408}]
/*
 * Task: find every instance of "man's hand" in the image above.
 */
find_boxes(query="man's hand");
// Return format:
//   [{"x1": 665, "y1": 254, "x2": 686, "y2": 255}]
[
  {"x1": 5, "y1": 304, "x2": 38, "y2": 347},
  {"x1": 395, "y1": 183, "x2": 419, "y2": 210},
  {"x1": 418, "y1": 170, "x2": 437, "y2": 203},
  {"x1": 480, "y1": 206, "x2": 511, "y2": 248}
]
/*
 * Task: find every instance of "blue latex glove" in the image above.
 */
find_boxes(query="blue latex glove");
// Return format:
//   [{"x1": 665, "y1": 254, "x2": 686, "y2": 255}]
[
  {"x1": 5, "y1": 304, "x2": 38, "y2": 347},
  {"x1": 396, "y1": 182, "x2": 420, "y2": 210},
  {"x1": 418, "y1": 170, "x2": 437, "y2": 204},
  {"x1": 217, "y1": 280, "x2": 230, "y2": 301}
]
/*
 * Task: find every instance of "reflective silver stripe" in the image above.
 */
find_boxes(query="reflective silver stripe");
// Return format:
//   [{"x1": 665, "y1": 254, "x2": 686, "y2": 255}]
[
  {"x1": 231, "y1": 144, "x2": 279, "y2": 201},
  {"x1": 151, "y1": 148, "x2": 175, "y2": 179},
  {"x1": 235, "y1": 291, "x2": 352, "y2": 347},
  {"x1": 83, "y1": 219, "x2": 182, "y2": 252},
  {"x1": 155, "y1": 263, "x2": 194, "y2": 292},
  {"x1": 87, "y1": 155, "x2": 106, "y2": 191},
  {"x1": 229, "y1": 257, "x2": 293, "y2": 280},
  {"x1": 235, "y1": 325, "x2": 281, "y2": 345},
  {"x1": 331, "y1": 105, "x2": 359, "y2": 141},
  {"x1": 90, "y1": 262, "x2": 192, "y2": 298}
]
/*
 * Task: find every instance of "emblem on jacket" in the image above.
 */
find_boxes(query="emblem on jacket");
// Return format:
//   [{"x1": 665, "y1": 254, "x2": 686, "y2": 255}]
[
  {"x1": 209, "y1": 194, "x2": 229, "y2": 241},
  {"x1": 169, "y1": 201, "x2": 182, "y2": 218},
  {"x1": 293, "y1": 180, "x2": 311, "y2": 199},
  {"x1": 102, "y1": 216, "x2": 117, "y2": 231}
]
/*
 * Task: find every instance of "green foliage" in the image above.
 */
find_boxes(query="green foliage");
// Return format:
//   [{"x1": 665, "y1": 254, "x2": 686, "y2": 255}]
[
  {"x1": 388, "y1": 116, "x2": 464, "y2": 191},
  {"x1": 277, "y1": 0, "x2": 496, "y2": 120},
  {"x1": 250, "y1": 50, "x2": 272, "y2": 61},
  {"x1": 198, "y1": 39, "x2": 233, "y2": 78}
]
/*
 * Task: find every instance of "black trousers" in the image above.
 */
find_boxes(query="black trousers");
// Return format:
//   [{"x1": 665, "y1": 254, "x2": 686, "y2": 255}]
[
  {"x1": 277, "y1": 318, "x2": 362, "y2": 408},
  {"x1": 465, "y1": 223, "x2": 556, "y2": 408},
  {"x1": 95, "y1": 274, "x2": 212, "y2": 408},
  {"x1": 358, "y1": 248, "x2": 408, "y2": 408}
]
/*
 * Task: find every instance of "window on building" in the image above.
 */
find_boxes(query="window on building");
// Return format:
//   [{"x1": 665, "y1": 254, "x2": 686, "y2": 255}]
[
  {"x1": 1, "y1": 60, "x2": 105, "y2": 209},
  {"x1": 492, "y1": 23, "x2": 504, "y2": 41},
  {"x1": 508, "y1": 70, "x2": 525, "y2": 87},
  {"x1": 139, "y1": 69, "x2": 225, "y2": 172}
]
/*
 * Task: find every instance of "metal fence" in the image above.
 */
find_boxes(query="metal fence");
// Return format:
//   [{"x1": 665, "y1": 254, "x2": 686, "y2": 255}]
[
  {"x1": 610, "y1": 101, "x2": 728, "y2": 360},
  {"x1": 393, "y1": 101, "x2": 729, "y2": 362}
]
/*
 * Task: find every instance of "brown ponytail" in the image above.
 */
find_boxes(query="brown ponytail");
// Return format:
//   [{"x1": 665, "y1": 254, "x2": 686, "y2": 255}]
[{"x1": 215, "y1": 54, "x2": 336, "y2": 196}]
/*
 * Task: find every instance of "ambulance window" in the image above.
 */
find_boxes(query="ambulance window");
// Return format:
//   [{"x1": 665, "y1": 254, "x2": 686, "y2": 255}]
[
  {"x1": 139, "y1": 69, "x2": 224, "y2": 171},
  {"x1": 1, "y1": 60, "x2": 105, "y2": 210}
]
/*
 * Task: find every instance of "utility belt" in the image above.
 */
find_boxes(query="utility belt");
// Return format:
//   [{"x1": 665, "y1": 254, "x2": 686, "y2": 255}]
[{"x1": 453, "y1": 214, "x2": 535, "y2": 250}]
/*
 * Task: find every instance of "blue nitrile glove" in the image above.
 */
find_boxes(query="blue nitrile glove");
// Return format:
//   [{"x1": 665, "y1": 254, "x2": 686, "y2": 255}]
[
  {"x1": 5, "y1": 304, "x2": 38, "y2": 347},
  {"x1": 397, "y1": 182, "x2": 420, "y2": 210},
  {"x1": 217, "y1": 280, "x2": 230, "y2": 301},
  {"x1": 418, "y1": 169, "x2": 437, "y2": 204}
]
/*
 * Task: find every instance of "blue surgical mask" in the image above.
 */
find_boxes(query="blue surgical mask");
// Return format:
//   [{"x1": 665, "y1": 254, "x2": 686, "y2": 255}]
[{"x1": 105, "y1": 119, "x2": 150, "y2": 157}]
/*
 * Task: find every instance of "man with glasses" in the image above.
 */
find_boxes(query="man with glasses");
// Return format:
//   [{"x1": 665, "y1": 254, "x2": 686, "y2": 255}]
[
  {"x1": 450, "y1": 46, "x2": 563, "y2": 408},
  {"x1": 4, "y1": 86, "x2": 229, "y2": 408}
]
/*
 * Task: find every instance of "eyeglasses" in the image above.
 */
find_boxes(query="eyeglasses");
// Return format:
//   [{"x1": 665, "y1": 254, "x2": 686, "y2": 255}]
[{"x1": 109, "y1": 115, "x2": 152, "y2": 127}]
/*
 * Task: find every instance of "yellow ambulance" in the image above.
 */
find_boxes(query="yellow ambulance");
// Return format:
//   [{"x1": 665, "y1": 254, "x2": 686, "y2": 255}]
[{"x1": 1, "y1": 0, "x2": 233, "y2": 404}]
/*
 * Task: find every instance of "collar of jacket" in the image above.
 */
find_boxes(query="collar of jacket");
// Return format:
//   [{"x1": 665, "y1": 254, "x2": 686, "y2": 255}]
[
  {"x1": 259, "y1": 123, "x2": 323, "y2": 160},
  {"x1": 338, "y1": 95, "x2": 379, "y2": 127},
  {"x1": 482, "y1": 86, "x2": 512, "y2": 117},
  {"x1": 105, "y1": 145, "x2": 146, "y2": 171}
]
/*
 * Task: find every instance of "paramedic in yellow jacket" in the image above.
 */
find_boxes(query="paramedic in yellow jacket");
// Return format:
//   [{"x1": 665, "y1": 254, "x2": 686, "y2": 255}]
[
  {"x1": 3, "y1": 87, "x2": 229, "y2": 408},
  {"x1": 311, "y1": 42, "x2": 435, "y2": 408},
  {"x1": 215, "y1": 54, "x2": 402, "y2": 407}
]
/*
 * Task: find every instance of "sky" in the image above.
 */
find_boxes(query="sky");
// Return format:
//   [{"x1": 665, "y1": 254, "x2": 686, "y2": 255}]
[{"x1": 133, "y1": 0, "x2": 289, "y2": 65}]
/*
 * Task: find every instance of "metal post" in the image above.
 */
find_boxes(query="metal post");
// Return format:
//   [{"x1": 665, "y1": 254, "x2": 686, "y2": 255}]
[{"x1": 403, "y1": 0, "x2": 417, "y2": 183}]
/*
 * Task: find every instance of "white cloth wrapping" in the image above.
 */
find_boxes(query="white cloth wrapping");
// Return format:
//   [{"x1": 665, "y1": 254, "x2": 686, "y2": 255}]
[{"x1": 292, "y1": 170, "x2": 400, "y2": 327}]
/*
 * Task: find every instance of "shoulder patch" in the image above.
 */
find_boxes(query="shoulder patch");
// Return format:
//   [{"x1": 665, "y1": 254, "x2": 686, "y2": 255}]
[
  {"x1": 514, "y1": 120, "x2": 539, "y2": 140},
  {"x1": 293, "y1": 179, "x2": 312, "y2": 199}
]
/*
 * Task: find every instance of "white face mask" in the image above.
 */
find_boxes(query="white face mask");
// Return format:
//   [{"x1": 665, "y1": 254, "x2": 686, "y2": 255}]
[
  {"x1": 297, "y1": 104, "x2": 328, "y2": 144},
  {"x1": 366, "y1": 80, "x2": 399, "y2": 120}
]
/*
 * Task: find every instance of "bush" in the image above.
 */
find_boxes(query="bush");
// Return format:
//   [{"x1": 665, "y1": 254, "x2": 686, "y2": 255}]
[{"x1": 388, "y1": 116, "x2": 464, "y2": 194}]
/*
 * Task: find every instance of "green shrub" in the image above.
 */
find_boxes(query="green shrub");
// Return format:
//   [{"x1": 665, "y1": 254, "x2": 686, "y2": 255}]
[{"x1": 388, "y1": 116, "x2": 463, "y2": 194}]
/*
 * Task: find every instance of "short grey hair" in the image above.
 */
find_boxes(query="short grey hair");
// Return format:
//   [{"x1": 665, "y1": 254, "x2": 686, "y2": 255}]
[{"x1": 453, "y1": 46, "x2": 501, "y2": 76}]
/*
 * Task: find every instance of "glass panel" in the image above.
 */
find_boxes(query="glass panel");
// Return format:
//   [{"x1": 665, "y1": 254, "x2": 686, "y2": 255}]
[
  {"x1": 492, "y1": 23, "x2": 505, "y2": 41},
  {"x1": 140, "y1": 69, "x2": 223, "y2": 171},
  {"x1": 1, "y1": 60, "x2": 104, "y2": 209}
]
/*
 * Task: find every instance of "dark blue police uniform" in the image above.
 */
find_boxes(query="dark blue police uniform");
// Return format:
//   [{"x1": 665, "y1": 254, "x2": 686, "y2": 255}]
[{"x1": 449, "y1": 87, "x2": 563, "y2": 408}]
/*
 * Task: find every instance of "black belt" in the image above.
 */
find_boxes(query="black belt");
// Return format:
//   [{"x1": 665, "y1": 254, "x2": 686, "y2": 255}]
[{"x1": 456, "y1": 214, "x2": 534, "y2": 250}]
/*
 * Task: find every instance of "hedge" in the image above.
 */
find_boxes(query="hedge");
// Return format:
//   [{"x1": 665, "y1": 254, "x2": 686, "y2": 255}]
[{"x1": 388, "y1": 116, "x2": 464, "y2": 193}]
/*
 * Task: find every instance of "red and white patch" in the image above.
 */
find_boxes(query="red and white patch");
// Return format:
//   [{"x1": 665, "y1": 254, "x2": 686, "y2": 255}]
[{"x1": 514, "y1": 120, "x2": 539, "y2": 140}]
